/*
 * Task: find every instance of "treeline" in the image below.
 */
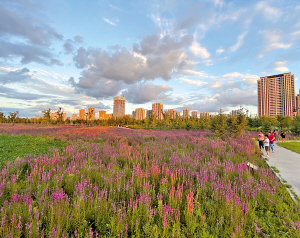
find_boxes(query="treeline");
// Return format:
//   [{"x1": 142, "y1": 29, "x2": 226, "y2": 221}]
[{"x1": 1, "y1": 109, "x2": 300, "y2": 136}]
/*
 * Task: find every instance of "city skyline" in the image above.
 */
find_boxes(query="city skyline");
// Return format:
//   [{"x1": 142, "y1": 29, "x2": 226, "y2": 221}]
[{"x1": 1, "y1": 1, "x2": 300, "y2": 117}]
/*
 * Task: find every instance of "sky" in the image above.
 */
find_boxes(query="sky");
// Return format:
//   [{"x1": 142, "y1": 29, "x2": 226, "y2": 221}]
[{"x1": 0, "y1": 0, "x2": 300, "y2": 118}]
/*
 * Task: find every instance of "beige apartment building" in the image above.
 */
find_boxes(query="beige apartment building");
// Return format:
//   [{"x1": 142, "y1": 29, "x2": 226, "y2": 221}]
[
  {"x1": 50, "y1": 112, "x2": 58, "y2": 120},
  {"x1": 135, "y1": 108, "x2": 145, "y2": 120},
  {"x1": 113, "y1": 96, "x2": 125, "y2": 118},
  {"x1": 183, "y1": 108, "x2": 190, "y2": 119},
  {"x1": 62, "y1": 113, "x2": 67, "y2": 121},
  {"x1": 79, "y1": 109, "x2": 85, "y2": 120},
  {"x1": 200, "y1": 112, "x2": 210, "y2": 118},
  {"x1": 191, "y1": 111, "x2": 198, "y2": 118},
  {"x1": 152, "y1": 103, "x2": 164, "y2": 120},
  {"x1": 72, "y1": 114, "x2": 77, "y2": 121},
  {"x1": 257, "y1": 73, "x2": 296, "y2": 117},
  {"x1": 88, "y1": 108, "x2": 95, "y2": 120},
  {"x1": 98, "y1": 111, "x2": 111, "y2": 120},
  {"x1": 167, "y1": 109, "x2": 176, "y2": 119}
]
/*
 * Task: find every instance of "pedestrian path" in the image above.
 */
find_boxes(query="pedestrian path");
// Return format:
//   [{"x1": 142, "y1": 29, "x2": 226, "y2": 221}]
[{"x1": 262, "y1": 141, "x2": 300, "y2": 199}]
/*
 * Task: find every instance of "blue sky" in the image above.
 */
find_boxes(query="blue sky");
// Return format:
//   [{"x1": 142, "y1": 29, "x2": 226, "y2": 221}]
[{"x1": 0, "y1": 0, "x2": 300, "y2": 118}]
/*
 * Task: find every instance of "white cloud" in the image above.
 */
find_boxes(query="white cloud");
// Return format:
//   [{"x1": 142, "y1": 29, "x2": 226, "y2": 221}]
[
  {"x1": 103, "y1": 18, "x2": 117, "y2": 26},
  {"x1": 202, "y1": 59, "x2": 213, "y2": 66},
  {"x1": 109, "y1": 4, "x2": 122, "y2": 11},
  {"x1": 211, "y1": 0, "x2": 224, "y2": 7},
  {"x1": 0, "y1": 66, "x2": 17, "y2": 73},
  {"x1": 216, "y1": 48, "x2": 224, "y2": 54},
  {"x1": 150, "y1": 13, "x2": 174, "y2": 37},
  {"x1": 222, "y1": 72, "x2": 259, "y2": 84},
  {"x1": 229, "y1": 31, "x2": 248, "y2": 51},
  {"x1": 256, "y1": 1, "x2": 282, "y2": 22},
  {"x1": 181, "y1": 78, "x2": 208, "y2": 86},
  {"x1": 181, "y1": 69, "x2": 208, "y2": 77},
  {"x1": 273, "y1": 61, "x2": 289, "y2": 72},
  {"x1": 189, "y1": 41, "x2": 210, "y2": 59},
  {"x1": 259, "y1": 30, "x2": 292, "y2": 58}
]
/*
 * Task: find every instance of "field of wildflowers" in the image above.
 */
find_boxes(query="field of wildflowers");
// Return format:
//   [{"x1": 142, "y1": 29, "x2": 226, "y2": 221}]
[{"x1": 0, "y1": 124, "x2": 299, "y2": 237}]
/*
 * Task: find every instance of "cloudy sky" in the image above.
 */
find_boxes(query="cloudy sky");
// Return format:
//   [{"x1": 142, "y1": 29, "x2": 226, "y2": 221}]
[{"x1": 1, "y1": 0, "x2": 300, "y2": 118}]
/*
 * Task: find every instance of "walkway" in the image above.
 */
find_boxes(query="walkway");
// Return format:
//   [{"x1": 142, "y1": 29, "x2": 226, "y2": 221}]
[{"x1": 262, "y1": 141, "x2": 300, "y2": 199}]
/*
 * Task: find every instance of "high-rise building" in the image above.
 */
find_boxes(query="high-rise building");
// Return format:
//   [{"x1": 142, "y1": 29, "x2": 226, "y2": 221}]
[
  {"x1": 99, "y1": 111, "x2": 106, "y2": 120},
  {"x1": 132, "y1": 111, "x2": 136, "y2": 119},
  {"x1": 62, "y1": 113, "x2": 67, "y2": 121},
  {"x1": 191, "y1": 111, "x2": 198, "y2": 118},
  {"x1": 113, "y1": 96, "x2": 126, "y2": 118},
  {"x1": 296, "y1": 89, "x2": 300, "y2": 116},
  {"x1": 175, "y1": 111, "x2": 181, "y2": 117},
  {"x1": 79, "y1": 109, "x2": 85, "y2": 120},
  {"x1": 88, "y1": 108, "x2": 95, "y2": 120},
  {"x1": 146, "y1": 110, "x2": 152, "y2": 119},
  {"x1": 183, "y1": 108, "x2": 190, "y2": 119},
  {"x1": 50, "y1": 112, "x2": 58, "y2": 120},
  {"x1": 232, "y1": 110, "x2": 239, "y2": 116},
  {"x1": 72, "y1": 114, "x2": 77, "y2": 121},
  {"x1": 167, "y1": 109, "x2": 176, "y2": 119},
  {"x1": 135, "y1": 108, "x2": 145, "y2": 120},
  {"x1": 257, "y1": 73, "x2": 296, "y2": 117},
  {"x1": 200, "y1": 112, "x2": 210, "y2": 118},
  {"x1": 152, "y1": 103, "x2": 164, "y2": 120}
]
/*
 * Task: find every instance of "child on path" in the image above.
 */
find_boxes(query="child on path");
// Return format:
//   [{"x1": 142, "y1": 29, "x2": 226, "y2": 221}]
[
  {"x1": 268, "y1": 132, "x2": 275, "y2": 153},
  {"x1": 264, "y1": 135, "x2": 270, "y2": 157}
]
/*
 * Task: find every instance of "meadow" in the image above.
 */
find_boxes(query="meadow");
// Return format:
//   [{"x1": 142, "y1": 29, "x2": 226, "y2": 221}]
[
  {"x1": 0, "y1": 124, "x2": 299, "y2": 237},
  {"x1": 277, "y1": 142, "x2": 300, "y2": 154}
]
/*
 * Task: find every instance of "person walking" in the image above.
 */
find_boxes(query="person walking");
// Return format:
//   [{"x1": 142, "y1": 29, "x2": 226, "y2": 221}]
[
  {"x1": 258, "y1": 131, "x2": 264, "y2": 150},
  {"x1": 281, "y1": 131, "x2": 286, "y2": 142},
  {"x1": 264, "y1": 134, "x2": 270, "y2": 157},
  {"x1": 268, "y1": 131, "x2": 275, "y2": 153},
  {"x1": 274, "y1": 130, "x2": 279, "y2": 141}
]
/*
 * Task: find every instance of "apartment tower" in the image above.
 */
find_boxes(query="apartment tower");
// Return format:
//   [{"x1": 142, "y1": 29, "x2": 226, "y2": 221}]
[
  {"x1": 183, "y1": 108, "x2": 190, "y2": 119},
  {"x1": 257, "y1": 73, "x2": 296, "y2": 117},
  {"x1": 167, "y1": 109, "x2": 176, "y2": 119},
  {"x1": 72, "y1": 114, "x2": 77, "y2": 121},
  {"x1": 88, "y1": 108, "x2": 95, "y2": 120},
  {"x1": 113, "y1": 96, "x2": 126, "y2": 118},
  {"x1": 200, "y1": 112, "x2": 210, "y2": 118},
  {"x1": 191, "y1": 111, "x2": 198, "y2": 118},
  {"x1": 135, "y1": 108, "x2": 145, "y2": 120},
  {"x1": 296, "y1": 89, "x2": 300, "y2": 116},
  {"x1": 146, "y1": 110, "x2": 152, "y2": 119},
  {"x1": 79, "y1": 109, "x2": 85, "y2": 120},
  {"x1": 152, "y1": 103, "x2": 164, "y2": 120},
  {"x1": 62, "y1": 113, "x2": 67, "y2": 121}
]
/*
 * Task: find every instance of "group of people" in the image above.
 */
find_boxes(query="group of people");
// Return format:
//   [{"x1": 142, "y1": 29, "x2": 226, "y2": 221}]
[{"x1": 258, "y1": 130, "x2": 286, "y2": 157}]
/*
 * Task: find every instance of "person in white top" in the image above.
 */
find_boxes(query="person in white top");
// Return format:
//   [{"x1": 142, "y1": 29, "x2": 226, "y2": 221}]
[{"x1": 264, "y1": 135, "x2": 270, "y2": 157}]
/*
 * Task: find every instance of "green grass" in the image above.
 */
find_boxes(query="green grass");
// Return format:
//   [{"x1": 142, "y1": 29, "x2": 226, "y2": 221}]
[
  {"x1": 277, "y1": 142, "x2": 300, "y2": 154},
  {"x1": 0, "y1": 134, "x2": 67, "y2": 167}
]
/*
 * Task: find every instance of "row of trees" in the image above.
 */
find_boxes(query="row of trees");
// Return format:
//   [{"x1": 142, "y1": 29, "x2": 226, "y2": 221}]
[{"x1": 1, "y1": 108, "x2": 300, "y2": 136}]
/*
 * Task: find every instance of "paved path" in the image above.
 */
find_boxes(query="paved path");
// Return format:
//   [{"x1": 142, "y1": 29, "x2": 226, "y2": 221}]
[{"x1": 262, "y1": 141, "x2": 300, "y2": 198}]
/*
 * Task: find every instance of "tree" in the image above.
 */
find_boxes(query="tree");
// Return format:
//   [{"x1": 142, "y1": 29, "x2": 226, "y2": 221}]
[
  {"x1": 291, "y1": 116, "x2": 300, "y2": 136},
  {"x1": 8, "y1": 111, "x2": 19, "y2": 126},
  {"x1": 280, "y1": 116, "x2": 292, "y2": 130},
  {"x1": 235, "y1": 110, "x2": 247, "y2": 136},
  {"x1": 0, "y1": 110, "x2": 5, "y2": 123},
  {"x1": 42, "y1": 108, "x2": 52, "y2": 125},
  {"x1": 56, "y1": 107, "x2": 64, "y2": 124},
  {"x1": 211, "y1": 110, "x2": 227, "y2": 138}
]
